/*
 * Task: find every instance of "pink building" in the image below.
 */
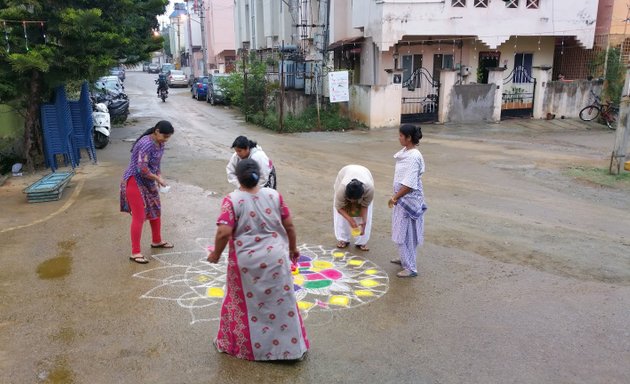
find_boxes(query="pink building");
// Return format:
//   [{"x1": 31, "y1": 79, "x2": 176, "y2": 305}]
[
  {"x1": 205, "y1": 0, "x2": 237, "y2": 73},
  {"x1": 187, "y1": 0, "x2": 236, "y2": 77}
]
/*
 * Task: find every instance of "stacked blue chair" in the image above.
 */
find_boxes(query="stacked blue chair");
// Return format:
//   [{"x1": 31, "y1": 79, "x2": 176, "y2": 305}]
[
  {"x1": 41, "y1": 104, "x2": 74, "y2": 171},
  {"x1": 40, "y1": 86, "x2": 78, "y2": 171},
  {"x1": 69, "y1": 81, "x2": 96, "y2": 163}
]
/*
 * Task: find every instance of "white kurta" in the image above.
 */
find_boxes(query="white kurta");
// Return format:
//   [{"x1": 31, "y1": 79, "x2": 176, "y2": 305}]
[{"x1": 332, "y1": 164, "x2": 374, "y2": 246}]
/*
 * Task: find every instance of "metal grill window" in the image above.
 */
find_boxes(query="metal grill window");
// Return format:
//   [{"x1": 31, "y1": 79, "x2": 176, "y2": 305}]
[
  {"x1": 526, "y1": 0, "x2": 539, "y2": 9},
  {"x1": 551, "y1": 35, "x2": 630, "y2": 81},
  {"x1": 513, "y1": 53, "x2": 533, "y2": 83},
  {"x1": 474, "y1": 0, "x2": 488, "y2": 7},
  {"x1": 505, "y1": 0, "x2": 518, "y2": 8},
  {"x1": 451, "y1": 0, "x2": 466, "y2": 7}
]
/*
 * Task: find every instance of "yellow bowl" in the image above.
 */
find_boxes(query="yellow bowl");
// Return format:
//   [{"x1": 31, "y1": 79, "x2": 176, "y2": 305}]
[{"x1": 351, "y1": 227, "x2": 361, "y2": 237}]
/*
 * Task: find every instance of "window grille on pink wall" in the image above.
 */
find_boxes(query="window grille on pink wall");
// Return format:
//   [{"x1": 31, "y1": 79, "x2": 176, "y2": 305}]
[{"x1": 526, "y1": 0, "x2": 539, "y2": 9}]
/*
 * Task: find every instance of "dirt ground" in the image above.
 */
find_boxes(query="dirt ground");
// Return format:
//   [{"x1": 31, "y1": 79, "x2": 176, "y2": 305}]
[{"x1": 0, "y1": 71, "x2": 628, "y2": 383}]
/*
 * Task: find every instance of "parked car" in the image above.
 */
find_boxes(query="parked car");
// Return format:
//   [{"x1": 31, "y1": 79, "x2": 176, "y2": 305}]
[
  {"x1": 94, "y1": 75, "x2": 125, "y2": 96},
  {"x1": 142, "y1": 62, "x2": 150, "y2": 72},
  {"x1": 167, "y1": 69, "x2": 188, "y2": 87},
  {"x1": 160, "y1": 63, "x2": 174, "y2": 74},
  {"x1": 207, "y1": 73, "x2": 229, "y2": 105},
  {"x1": 148, "y1": 63, "x2": 160, "y2": 73},
  {"x1": 191, "y1": 76, "x2": 209, "y2": 101},
  {"x1": 110, "y1": 67, "x2": 125, "y2": 81}
]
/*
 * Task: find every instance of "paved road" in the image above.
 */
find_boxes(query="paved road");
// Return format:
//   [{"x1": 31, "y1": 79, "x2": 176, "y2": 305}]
[{"x1": 0, "y1": 70, "x2": 628, "y2": 383}]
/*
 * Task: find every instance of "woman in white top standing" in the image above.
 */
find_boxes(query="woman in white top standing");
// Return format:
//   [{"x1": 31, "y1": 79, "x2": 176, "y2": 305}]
[
  {"x1": 226, "y1": 135, "x2": 277, "y2": 189},
  {"x1": 388, "y1": 124, "x2": 428, "y2": 278}
]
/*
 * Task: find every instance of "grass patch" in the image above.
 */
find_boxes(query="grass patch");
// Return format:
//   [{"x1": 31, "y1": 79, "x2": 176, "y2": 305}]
[
  {"x1": 248, "y1": 104, "x2": 364, "y2": 132},
  {"x1": 565, "y1": 166, "x2": 630, "y2": 188}
]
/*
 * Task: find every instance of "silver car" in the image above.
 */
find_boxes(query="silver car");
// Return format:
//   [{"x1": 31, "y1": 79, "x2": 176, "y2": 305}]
[
  {"x1": 167, "y1": 69, "x2": 188, "y2": 87},
  {"x1": 95, "y1": 75, "x2": 125, "y2": 95}
]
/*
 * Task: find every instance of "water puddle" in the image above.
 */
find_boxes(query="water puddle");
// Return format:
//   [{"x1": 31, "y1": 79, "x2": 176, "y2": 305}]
[
  {"x1": 36, "y1": 256, "x2": 72, "y2": 279},
  {"x1": 37, "y1": 356, "x2": 74, "y2": 383},
  {"x1": 36, "y1": 240, "x2": 75, "y2": 279}
]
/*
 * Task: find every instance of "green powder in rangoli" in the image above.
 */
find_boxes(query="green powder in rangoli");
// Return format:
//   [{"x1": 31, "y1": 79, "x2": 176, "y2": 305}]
[{"x1": 303, "y1": 280, "x2": 333, "y2": 289}]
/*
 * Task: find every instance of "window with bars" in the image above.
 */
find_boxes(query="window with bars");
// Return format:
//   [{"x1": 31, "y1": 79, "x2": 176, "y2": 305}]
[
  {"x1": 452, "y1": 0, "x2": 466, "y2": 7},
  {"x1": 505, "y1": 0, "x2": 518, "y2": 8},
  {"x1": 512, "y1": 53, "x2": 533, "y2": 83},
  {"x1": 474, "y1": 0, "x2": 488, "y2": 7},
  {"x1": 402, "y1": 54, "x2": 423, "y2": 84},
  {"x1": 526, "y1": 0, "x2": 539, "y2": 9}
]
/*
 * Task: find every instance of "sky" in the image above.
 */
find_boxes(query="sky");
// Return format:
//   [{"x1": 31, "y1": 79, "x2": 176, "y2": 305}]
[{"x1": 157, "y1": 0, "x2": 177, "y2": 26}]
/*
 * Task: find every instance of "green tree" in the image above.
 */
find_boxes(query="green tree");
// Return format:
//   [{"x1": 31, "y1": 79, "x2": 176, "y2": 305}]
[
  {"x1": 588, "y1": 47, "x2": 625, "y2": 105},
  {"x1": 221, "y1": 53, "x2": 269, "y2": 119},
  {"x1": 603, "y1": 47, "x2": 624, "y2": 105},
  {"x1": 0, "y1": 0, "x2": 167, "y2": 170}
]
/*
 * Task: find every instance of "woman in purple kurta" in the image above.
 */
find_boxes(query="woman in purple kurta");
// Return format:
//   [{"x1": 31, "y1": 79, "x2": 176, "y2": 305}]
[
  {"x1": 120, "y1": 121, "x2": 175, "y2": 264},
  {"x1": 208, "y1": 159, "x2": 309, "y2": 361},
  {"x1": 388, "y1": 124, "x2": 428, "y2": 278}
]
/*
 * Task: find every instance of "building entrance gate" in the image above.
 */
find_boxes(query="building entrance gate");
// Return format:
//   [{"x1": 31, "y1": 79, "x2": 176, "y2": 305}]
[
  {"x1": 501, "y1": 66, "x2": 536, "y2": 118},
  {"x1": 400, "y1": 67, "x2": 439, "y2": 123}
]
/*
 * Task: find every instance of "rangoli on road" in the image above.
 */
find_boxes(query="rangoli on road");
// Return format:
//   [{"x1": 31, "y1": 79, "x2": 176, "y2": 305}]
[{"x1": 133, "y1": 239, "x2": 389, "y2": 324}]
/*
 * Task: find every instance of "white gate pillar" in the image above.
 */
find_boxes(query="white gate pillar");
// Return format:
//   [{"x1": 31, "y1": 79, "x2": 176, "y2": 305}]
[
  {"x1": 488, "y1": 67, "x2": 507, "y2": 123},
  {"x1": 438, "y1": 69, "x2": 457, "y2": 123},
  {"x1": 609, "y1": 66, "x2": 630, "y2": 174},
  {"x1": 532, "y1": 66, "x2": 552, "y2": 119}
]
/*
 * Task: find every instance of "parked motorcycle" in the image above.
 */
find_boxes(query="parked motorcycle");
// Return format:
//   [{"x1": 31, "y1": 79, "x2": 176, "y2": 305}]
[
  {"x1": 107, "y1": 97, "x2": 130, "y2": 123},
  {"x1": 92, "y1": 91, "x2": 130, "y2": 124},
  {"x1": 92, "y1": 101, "x2": 111, "y2": 149}
]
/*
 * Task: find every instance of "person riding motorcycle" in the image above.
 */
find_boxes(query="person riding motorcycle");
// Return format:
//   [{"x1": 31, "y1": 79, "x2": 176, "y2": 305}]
[{"x1": 156, "y1": 73, "x2": 169, "y2": 96}]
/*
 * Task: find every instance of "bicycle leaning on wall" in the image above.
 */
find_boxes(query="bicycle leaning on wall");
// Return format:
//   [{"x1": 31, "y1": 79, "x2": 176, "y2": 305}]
[{"x1": 579, "y1": 90, "x2": 619, "y2": 130}]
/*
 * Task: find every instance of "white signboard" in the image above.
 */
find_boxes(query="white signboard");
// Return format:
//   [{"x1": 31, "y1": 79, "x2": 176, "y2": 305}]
[{"x1": 328, "y1": 71, "x2": 349, "y2": 103}]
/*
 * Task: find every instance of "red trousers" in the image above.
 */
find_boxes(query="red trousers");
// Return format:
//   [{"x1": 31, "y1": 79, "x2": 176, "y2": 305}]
[{"x1": 126, "y1": 177, "x2": 161, "y2": 254}]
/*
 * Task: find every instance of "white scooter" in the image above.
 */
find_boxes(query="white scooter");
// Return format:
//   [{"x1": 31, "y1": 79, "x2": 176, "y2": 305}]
[{"x1": 92, "y1": 102, "x2": 111, "y2": 149}]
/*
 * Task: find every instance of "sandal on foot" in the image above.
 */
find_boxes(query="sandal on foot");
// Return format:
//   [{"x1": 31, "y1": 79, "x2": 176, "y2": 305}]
[
  {"x1": 396, "y1": 269, "x2": 418, "y2": 278},
  {"x1": 129, "y1": 255, "x2": 149, "y2": 264},
  {"x1": 151, "y1": 241, "x2": 174, "y2": 249},
  {"x1": 355, "y1": 244, "x2": 370, "y2": 251},
  {"x1": 390, "y1": 258, "x2": 402, "y2": 265},
  {"x1": 336, "y1": 240, "x2": 350, "y2": 249}
]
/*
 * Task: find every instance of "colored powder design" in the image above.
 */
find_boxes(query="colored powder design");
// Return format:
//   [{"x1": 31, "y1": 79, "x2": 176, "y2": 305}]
[
  {"x1": 294, "y1": 254, "x2": 343, "y2": 290},
  {"x1": 133, "y1": 241, "x2": 389, "y2": 324}
]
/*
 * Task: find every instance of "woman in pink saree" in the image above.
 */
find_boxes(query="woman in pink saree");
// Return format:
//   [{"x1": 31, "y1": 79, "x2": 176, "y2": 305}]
[{"x1": 207, "y1": 159, "x2": 309, "y2": 361}]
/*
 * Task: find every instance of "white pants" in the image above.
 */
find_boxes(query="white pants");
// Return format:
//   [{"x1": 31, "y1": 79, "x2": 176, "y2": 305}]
[{"x1": 333, "y1": 202, "x2": 373, "y2": 246}]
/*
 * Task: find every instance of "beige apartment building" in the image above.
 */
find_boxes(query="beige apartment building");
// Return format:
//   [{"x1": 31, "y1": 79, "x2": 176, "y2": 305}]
[{"x1": 232, "y1": 0, "x2": 601, "y2": 128}]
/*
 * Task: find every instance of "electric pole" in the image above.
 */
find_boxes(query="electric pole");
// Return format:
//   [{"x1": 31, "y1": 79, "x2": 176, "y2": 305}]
[{"x1": 199, "y1": 0, "x2": 208, "y2": 76}]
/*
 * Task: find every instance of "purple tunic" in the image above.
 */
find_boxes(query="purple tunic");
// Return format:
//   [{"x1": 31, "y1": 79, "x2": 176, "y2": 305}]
[{"x1": 120, "y1": 135, "x2": 165, "y2": 220}]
